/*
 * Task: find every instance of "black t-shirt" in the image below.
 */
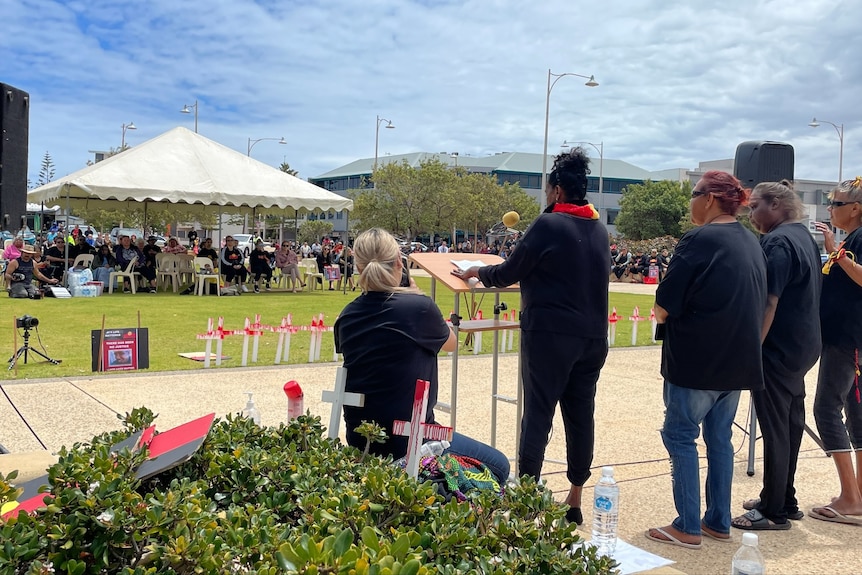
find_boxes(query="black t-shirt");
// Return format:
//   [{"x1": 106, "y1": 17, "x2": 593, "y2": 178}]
[
  {"x1": 478, "y1": 209, "x2": 609, "y2": 338},
  {"x1": 46, "y1": 246, "x2": 68, "y2": 264},
  {"x1": 656, "y1": 222, "x2": 766, "y2": 391},
  {"x1": 821, "y1": 227, "x2": 862, "y2": 348},
  {"x1": 198, "y1": 247, "x2": 218, "y2": 263},
  {"x1": 142, "y1": 244, "x2": 161, "y2": 265},
  {"x1": 334, "y1": 292, "x2": 451, "y2": 458},
  {"x1": 761, "y1": 223, "x2": 822, "y2": 373},
  {"x1": 249, "y1": 249, "x2": 273, "y2": 273}
]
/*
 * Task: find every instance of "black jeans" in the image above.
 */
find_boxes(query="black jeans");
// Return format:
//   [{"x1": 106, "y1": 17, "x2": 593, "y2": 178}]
[
  {"x1": 814, "y1": 343, "x2": 862, "y2": 452},
  {"x1": 519, "y1": 332, "x2": 607, "y2": 486},
  {"x1": 752, "y1": 357, "x2": 807, "y2": 522}
]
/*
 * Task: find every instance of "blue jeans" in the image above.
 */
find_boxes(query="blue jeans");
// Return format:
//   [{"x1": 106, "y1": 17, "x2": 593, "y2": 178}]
[
  {"x1": 661, "y1": 381, "x2": 740, "y2": 535},
  {"x1": 446, "y1": 431, "x2": 510, "y2": 485}
]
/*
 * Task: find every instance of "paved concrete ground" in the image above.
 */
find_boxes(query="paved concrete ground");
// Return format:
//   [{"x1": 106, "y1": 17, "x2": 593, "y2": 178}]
[{"x1": 1, "y1": 344, "x2": 857, "y2": 575}]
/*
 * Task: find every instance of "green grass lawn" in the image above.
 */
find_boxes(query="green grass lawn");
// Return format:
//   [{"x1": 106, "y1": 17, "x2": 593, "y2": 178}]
[{"x1": 1, "y1": 278, "x2": 658, "y2": 380}]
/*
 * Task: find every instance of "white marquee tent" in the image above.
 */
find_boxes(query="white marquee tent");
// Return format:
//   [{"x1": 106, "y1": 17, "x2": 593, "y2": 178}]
[{"x1": 27, "y1": 127, "x2": 352, "y2": 216}]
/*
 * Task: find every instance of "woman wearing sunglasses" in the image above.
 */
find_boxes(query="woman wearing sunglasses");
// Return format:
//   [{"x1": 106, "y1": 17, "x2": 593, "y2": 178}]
[
  {"x1": 275, "y1": 241, "x2": 303, "y2": 292},
  {"x1": 810, "y1": 177, "x2": 862, "y2": 525},
  {"x1": 647, "y1": 171, "x2": 766, "y2": 548}
]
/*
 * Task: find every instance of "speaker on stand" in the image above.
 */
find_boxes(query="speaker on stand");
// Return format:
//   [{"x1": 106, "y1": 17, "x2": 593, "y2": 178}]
[{"x1": 0, "y1": 83, "x2": 30, "y2": 235}]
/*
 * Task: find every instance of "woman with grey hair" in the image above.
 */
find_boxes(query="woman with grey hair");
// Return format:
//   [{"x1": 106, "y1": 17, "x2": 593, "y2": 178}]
[
  {"x1": 810, "y1": 177, "x2": 862, "y2": 525},
  {"x1": 732, "y1": 180, "x2": 822, "y2": 530}
]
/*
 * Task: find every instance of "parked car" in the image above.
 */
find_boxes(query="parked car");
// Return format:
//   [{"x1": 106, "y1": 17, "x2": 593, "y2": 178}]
[
  {"x1": 109, "y1": 227, "x2": 146, "y2": 244},
  {"x1": 233, "y1": 233, "x2": 271, "y2": 257},
  {"x1": 398, "y1": 241, "x2": 429, "y2": 254}
]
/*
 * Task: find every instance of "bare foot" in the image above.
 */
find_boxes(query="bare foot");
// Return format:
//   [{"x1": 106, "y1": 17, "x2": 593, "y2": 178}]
[{"x1": 814, "y1": 497, "x2": 862, "y2": 516}]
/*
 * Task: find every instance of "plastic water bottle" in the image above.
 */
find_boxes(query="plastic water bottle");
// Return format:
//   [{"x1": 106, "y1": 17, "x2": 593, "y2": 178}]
[
  {"x1": 592, "y1": 466, "x2": 619, "y2": 556},
  {"x1": 242, "y1": 392, "x2": 261, "y2": 425},
  {"x1": 420, "y1": 440, "x2": 450, "y2": 457},
  {"x1": 732, "y1": 532, "x2": 765, "y2": 575}
]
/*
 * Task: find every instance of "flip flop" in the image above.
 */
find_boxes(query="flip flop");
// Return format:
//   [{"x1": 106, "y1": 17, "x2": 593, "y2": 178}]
[
  {"x1": 731, "y1": 509, "x2": 791, "y2": 531},
  {"x1": 644, "y1": 527, "x2": 702, "y2": 549},
  {"x1": 742, "y1": 498, "x2": 804, "y2": 520},
  {"x1": 701, "y1": 523, "x2": 732, "y2": 541},
  {"x1": 808, "y1": 506, "x2": 862, "y2": 526}
]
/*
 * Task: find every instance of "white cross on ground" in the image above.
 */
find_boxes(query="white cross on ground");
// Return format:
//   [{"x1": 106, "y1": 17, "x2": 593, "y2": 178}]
[
  {"x1": 321, "y1": 367, "x2": 365, "y2": 439},
  {"x1": 392, "y1": 379, "x2": 453, "y2": 479}
]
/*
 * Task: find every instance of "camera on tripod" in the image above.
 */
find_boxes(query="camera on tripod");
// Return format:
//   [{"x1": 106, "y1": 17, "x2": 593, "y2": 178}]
[{"x1": 15, "y1": 315, "x2": 39, "y2": 329}]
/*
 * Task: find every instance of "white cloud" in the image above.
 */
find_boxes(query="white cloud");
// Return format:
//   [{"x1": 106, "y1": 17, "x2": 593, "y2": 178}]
[{"x1": 2, "y1": 0, "x2": 859, "y2": 186}]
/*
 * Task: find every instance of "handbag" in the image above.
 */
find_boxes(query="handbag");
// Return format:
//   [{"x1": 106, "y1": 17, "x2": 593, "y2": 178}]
[{"x1": 324, "y1": 265, "x2": 341, "y2": 281}]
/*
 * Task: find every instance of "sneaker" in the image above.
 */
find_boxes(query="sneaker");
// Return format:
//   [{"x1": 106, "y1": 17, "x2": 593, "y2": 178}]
[
  {"x1": 148, "y1": 287, "x2": 157, "y2": 294},
  {"x1": 265, "y1": 284, "x2": 271, "y2": 291},
  {"x1": 123, "y1": 288, "x2": 131, "y2": 294},
  {"x1": 241, "y1": 285, "x2": 249, "y2": 293},
  {"x1": 254, "y1": 285, "x2": 260, "y2": 293}
]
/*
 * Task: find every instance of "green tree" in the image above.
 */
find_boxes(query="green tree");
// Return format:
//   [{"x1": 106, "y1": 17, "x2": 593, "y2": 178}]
[
  {"x1": 351, "y1": 159, "x2": 538, "y2": 241},
  {"x1": 37, "y1": 151, "x2": 55, "y2": 187},
  {"x1": 615, "y1": 180, "x2": 692, "y2": 240},
  {"x1": 298, "y1": 219, "x2": 334, "y2": 244},
  {"x1": 279, "y1": 161, "x2": 298, "y2": 177}
]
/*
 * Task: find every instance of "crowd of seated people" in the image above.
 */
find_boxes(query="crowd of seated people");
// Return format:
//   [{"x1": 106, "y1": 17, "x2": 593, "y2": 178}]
[
  {"x1": 609, "y1": 244, "x2": 673, "y2": 283},
  {"x1": 5, "y1": 229, "x2": 362, "y2": 296}
]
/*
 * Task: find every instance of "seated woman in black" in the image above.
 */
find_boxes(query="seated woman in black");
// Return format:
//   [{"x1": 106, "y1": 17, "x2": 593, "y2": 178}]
[{"x1": 334, "y1": 228, "x2": 510, "y2": 484}]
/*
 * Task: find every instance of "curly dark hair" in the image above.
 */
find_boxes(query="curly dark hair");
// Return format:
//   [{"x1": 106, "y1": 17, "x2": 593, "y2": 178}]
[{"x1": 547, "y1": 148, "x2": 591, "y2": 204}]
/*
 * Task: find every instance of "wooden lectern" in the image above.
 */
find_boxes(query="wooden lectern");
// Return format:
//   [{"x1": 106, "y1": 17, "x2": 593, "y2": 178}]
[{"x1": 408, "y1": 252, "x2": 521, "y2": 462}]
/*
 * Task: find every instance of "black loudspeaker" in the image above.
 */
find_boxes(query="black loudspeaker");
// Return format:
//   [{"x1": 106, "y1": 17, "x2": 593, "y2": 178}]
[
  {"x1": 0, "y1": 83, "x2": 30, "y2": 233},
  {"x1": 733, "y1": 141, "x2": 794, "y2": 189}
]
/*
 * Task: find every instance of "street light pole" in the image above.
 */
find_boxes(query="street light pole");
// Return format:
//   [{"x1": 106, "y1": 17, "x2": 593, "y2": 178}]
[
  {"x1": 180, "y1": 100, "x2": 199, "y2": 133},
  {"x1": 374, "y1": 115, "x2": 395, "y2": 175},
  {"x1": 121, "y1": 122, "x2": 136, "y2": 149},
  {"x1": 540, "y1": 69, "x2": 598, "y2": 211},
  {"x1": 808, "y1": 117, "x2": 844, "y2": 183},
  {"x1": 562, "y1": 140, "x2": 603, "y2": 221},
  {"x1": 247, "y1": 136, "x2": 287, "y2": 156}
]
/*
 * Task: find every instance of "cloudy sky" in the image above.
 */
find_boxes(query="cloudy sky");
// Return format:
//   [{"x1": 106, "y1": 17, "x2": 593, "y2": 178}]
[{"x1": 2, "y1": 0, "x2": 859, "y2": 186}]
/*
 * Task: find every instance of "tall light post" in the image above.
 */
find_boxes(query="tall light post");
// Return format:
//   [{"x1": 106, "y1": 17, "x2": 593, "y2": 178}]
[
  {"x1": 541, "y1": 69, "x2": 598, "y2": 210},
  {"x1": 180, "y1": 100, "x2": 199, "y2": 133},
  {"x1": 808, "y1": 117, "x2": 844, "y2": 183},
  {"x1": 562, "y1": 140, "x2": 603, "y2": 221},
  {"x1": 121, "y1": 122, "x2": 136, "y2": 149},
  {"x1": 247, "y1": 136, "x2": 286, "y2": 156},
  {"x1": 373, "y1": 115, "x2": 395, "y2": 174}
]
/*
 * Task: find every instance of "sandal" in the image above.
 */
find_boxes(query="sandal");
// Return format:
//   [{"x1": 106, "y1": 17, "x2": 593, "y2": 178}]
[
  {"x1": 644, "y1": 526, "x2": 701, "y2": 549},
  {"x1": 808, "y1": 505, "x2": 862, "y2": 526},
  {"x1": 701, "y1": 523, "x2": 732, "y2": 542},
  {"x1": 742, "y1": 498, "x2": 804, "y2": 520},
  {"x1": 731, "y1": 509, "x2": 791, "y2": 531}
]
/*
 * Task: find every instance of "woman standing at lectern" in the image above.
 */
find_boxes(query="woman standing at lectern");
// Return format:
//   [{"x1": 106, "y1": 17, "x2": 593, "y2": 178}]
[{"x1": 453, "y1": 148, "x2": 609, "y2": 524}]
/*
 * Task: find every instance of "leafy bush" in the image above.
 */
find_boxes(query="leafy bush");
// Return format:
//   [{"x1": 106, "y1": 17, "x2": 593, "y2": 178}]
[{"x1": 1, "y1": 411, "x2": 618, "y2": 574}]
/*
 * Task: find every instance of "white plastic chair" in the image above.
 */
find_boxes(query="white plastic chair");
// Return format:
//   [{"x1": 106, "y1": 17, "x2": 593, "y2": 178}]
[
  {"x1": 194, "y1": 257, "x2": 220, "y2": 296},
  {"x1": 156, "y1": 254, "x2": 181, "y2": 292},
  {"x1": 109, "y1": 256, "x2": 141, "y2": 294},
  {"x1": 301, "y1": 258, "x2": 324, "y2": 291}
]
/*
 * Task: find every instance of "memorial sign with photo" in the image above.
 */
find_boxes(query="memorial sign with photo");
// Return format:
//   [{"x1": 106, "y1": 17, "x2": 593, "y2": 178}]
[{"x1": 90, "y1": 328, "x2": 150, "y2": 372}]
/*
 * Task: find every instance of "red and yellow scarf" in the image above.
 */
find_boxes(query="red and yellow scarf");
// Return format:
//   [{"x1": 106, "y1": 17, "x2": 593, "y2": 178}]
[{"x1": 551, "y1": 202, "x2": 599, "y2": 220}]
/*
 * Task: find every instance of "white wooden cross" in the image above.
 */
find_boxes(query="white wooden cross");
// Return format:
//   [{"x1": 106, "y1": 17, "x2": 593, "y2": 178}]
[
  {"x1": 272, "y1": 315, "x2": 297, "y2": 365},
  {"x1": 392, "y1": 379, "x2": 454, "y2": 479},
  {"x1": 321, "y1": 367, "x2": 365, "y2": 439}
]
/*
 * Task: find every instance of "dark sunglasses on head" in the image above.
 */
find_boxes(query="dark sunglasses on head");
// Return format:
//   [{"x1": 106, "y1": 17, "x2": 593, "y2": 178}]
[
  {"x1": 828, "y1": 200, "x2": 859, "y2": 208},
  {"x1": 691, "y1": 190, "x2": 709, "y2": 198}
]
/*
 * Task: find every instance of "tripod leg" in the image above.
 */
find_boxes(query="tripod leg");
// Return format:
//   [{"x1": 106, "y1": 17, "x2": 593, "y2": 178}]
[
  {"x1": 26, "y1": 347, "x2": 61, "y2": 365},
  {"x1": 804, "y1": 423, "x2": 828, "y2": 453},
  {"x1": 8, "y1": 346, "x2": 27, "y2": 370},
  {"x1": 747, "y1": 399, "x2": 757, "y2": 476}
]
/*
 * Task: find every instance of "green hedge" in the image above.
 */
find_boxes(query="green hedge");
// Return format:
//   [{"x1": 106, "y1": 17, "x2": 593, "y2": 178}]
[{"x1": 1, "y1": 410, "x2": 618, "y2": 574}]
